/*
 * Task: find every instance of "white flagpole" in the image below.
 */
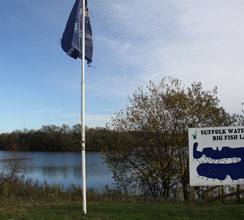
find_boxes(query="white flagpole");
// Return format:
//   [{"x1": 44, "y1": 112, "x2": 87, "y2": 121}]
[{"x1": 81, "y1": 0, "x2": 87, "y2": 215}]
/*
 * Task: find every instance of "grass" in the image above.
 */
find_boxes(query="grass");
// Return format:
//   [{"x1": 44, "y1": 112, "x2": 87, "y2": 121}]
[
  {"x1": 0, "y1": 199, "x2": 244, "y2": 219},
  {"x1": 0, "y1": 174, "x2": 244, "y2": 219}
]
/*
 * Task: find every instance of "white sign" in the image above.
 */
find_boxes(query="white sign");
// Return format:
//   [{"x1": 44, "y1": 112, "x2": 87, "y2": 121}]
[{"x1": 189, "y1": 126, "x2": 244, "y2": 186}]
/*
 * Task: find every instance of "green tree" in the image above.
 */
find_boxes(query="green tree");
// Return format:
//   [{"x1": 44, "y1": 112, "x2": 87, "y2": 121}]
[
  {"x1": 103, "y1": 77, "x2": 235, "y2": 200},
  {"x1": 86, "y1": 127, "x2": 113, "y2": 151}
]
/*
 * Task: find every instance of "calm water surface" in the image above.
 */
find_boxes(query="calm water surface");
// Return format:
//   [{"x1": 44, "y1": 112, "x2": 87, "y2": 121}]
[{"x1": 0, "y1": 151, "x2": 114, "y2": 190}]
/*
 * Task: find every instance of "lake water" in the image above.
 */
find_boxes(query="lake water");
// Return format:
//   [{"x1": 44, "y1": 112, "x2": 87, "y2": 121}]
[{"x1": 0, "y1": 151, "x2": 114, "y2": 190}]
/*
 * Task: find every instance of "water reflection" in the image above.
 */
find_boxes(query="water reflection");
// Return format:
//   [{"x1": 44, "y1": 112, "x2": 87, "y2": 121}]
[{"x1": 0, "y1": 151, "x2": 114, "y2": 189}]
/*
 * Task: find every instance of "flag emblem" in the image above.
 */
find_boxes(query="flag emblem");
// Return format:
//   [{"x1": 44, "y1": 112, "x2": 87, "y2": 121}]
[{"x1": 61, "y1": 0, "x2": 93, "y2": 63}]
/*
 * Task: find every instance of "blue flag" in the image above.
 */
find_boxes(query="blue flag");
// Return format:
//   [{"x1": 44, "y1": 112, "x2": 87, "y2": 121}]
[{"x1": 61, "y1": 0, "x2": 93, "y2": 64}]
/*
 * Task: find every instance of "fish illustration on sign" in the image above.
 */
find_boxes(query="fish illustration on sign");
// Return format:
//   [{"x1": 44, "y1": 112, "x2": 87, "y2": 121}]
[{"x1": 193, "y1": 142, "x2": 244, "y2": 180}]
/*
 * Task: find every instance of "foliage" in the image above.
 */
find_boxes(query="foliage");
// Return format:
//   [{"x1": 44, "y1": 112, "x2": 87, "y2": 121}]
[
  {"x1": 0, "y1": 125, "x2": 112, "y2": 152},
  {"x1": 103, "y1": 77, "x2": 238, "y2": 200}
]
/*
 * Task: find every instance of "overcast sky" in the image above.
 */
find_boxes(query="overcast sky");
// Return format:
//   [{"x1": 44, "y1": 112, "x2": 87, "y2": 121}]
[{"x1": 0, "y1": 0, "x2": 244, "y2": 133}]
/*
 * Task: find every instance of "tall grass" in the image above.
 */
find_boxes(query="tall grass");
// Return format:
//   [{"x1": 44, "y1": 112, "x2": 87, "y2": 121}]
[
  {"x1": 0, "y1": 172, "x2": 126, "y2": 202},
  {"x1": 1, "y1": 172, "x2": 243, "y2": 205}
]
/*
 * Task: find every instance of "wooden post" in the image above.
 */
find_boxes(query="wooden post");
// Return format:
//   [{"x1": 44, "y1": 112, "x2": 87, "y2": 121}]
[
  {"x1": 237, "y1": 185, "x2": 240, "y2": 202},
  {"x1": 189, "y1": 186, "x2": 195, "y2": 217},
  {"x1": 205, "y1": 186, "x2": 209, "y2": 201},
  {"x1": 221, "y1": 186, "x2": 225, "y2": 203}
]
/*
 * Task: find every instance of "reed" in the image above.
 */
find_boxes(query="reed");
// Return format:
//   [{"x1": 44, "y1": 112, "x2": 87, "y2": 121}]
[{"x1": 0, "y1": 172, "x2": 126, "y2": 202}]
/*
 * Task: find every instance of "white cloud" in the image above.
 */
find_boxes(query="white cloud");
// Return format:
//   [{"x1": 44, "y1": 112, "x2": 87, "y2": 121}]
[
  {"x1": 94, "y1": 0, "x2": 244, "y2": 114},
  {"x1": 62, "y1": 113, "x2": 112, "y2": 127},
  {"x1": 86, "y1": 114, "x2": 112, "y2": 127}
]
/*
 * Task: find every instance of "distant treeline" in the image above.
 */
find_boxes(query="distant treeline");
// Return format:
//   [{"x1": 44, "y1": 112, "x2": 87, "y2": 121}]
[{"x1": 0, "y1": 124, "x2": 112, "y2": 152}]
